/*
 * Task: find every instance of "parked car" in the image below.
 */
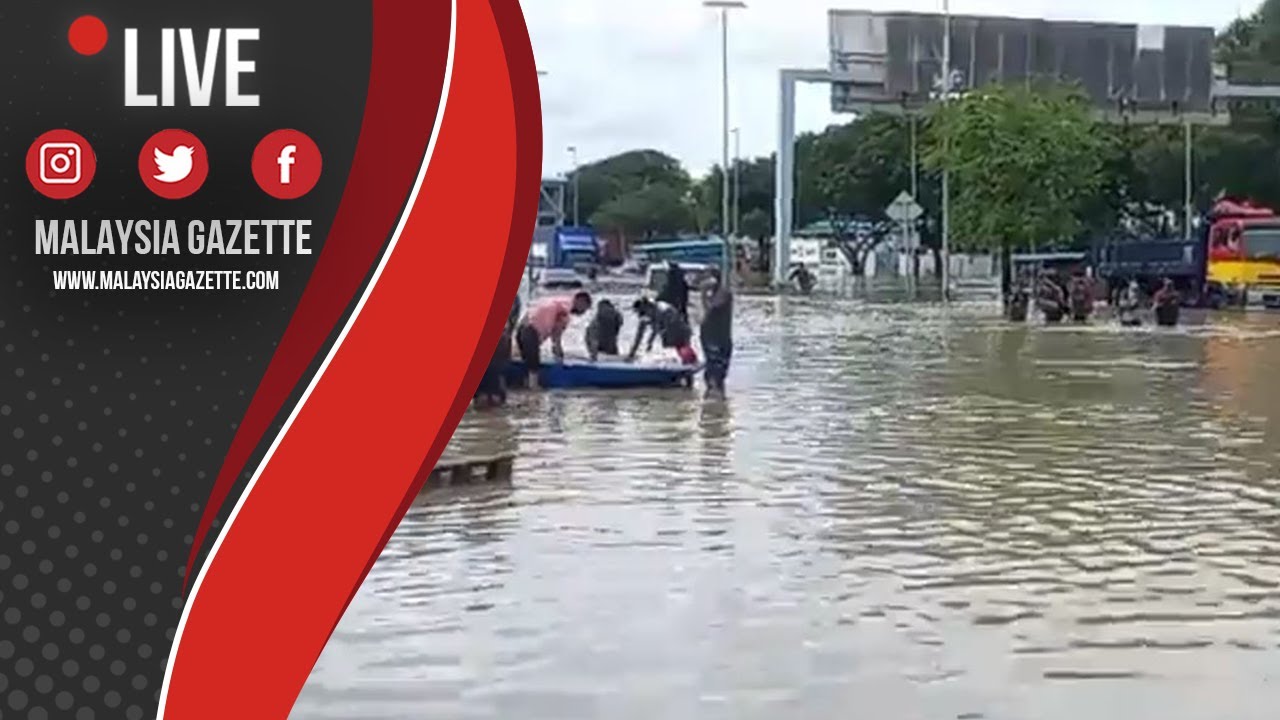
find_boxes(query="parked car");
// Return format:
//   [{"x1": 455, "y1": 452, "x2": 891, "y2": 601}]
[{"x1": 536, "y1": 267, "x2": 587, "y2": 290}]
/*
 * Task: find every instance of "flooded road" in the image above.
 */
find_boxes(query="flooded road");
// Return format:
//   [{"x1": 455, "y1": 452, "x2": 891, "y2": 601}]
[{"x1": 296, "y1": 297, "x2": 1280, "y2": 720}]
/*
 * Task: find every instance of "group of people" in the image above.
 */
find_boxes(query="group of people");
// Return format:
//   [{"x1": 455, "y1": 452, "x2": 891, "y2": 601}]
[
  {"x1": 1008, "y1": 269, "x2": 1100, "y2": 322},
  {"x1": 1007, "y1": 270, "x2": 1181, "y2": 327},
  {"x1": 1115, "y1": 277, "x2": 1182, "y2": 327},
  {"x1": 474, "y1": 262, "x2": 734, "y2": 407}
]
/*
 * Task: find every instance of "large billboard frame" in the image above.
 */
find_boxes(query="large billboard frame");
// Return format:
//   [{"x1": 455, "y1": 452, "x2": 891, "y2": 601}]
[
  {"x1": 826, "y1": 10, "x2": 1222, "y2": 124},
  {"x1": 769, "y1": 12, "x2": 1280, "y2": 288}
]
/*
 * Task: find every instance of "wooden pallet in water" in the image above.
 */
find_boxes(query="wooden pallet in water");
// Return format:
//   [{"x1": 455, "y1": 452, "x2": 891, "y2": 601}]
[{"x1": 423, "y1": 453, "x2": 515, "y2": 491}]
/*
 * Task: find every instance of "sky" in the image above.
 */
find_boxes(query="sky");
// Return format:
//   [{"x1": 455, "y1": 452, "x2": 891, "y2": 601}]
[{"x1": 525, "y1": 0, "x2": 1255, "y2": 178}]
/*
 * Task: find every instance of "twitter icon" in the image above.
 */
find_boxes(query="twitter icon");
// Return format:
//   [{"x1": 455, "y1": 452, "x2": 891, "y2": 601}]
[
  {"x1": 154, "y1": 146, "x2": 195, "y2": 183},
  {"x1": 140, "y1": 130, "x2": 208, "y2": 199}
]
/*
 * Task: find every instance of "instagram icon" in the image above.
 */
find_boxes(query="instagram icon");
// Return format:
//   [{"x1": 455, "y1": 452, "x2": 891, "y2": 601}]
[
  {"x1": 41, "y1": 143, "x2": 81, "y2": 184},
  {"x1": 27, "y1": 129, "x2": 97, "y2": 199}
]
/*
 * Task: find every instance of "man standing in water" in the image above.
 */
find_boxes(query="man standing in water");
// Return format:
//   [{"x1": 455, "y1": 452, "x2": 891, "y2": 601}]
[
  {"x1": 515, "y1": 291, "x2": 593, "y2": 388},
  {"x1": 585, "y1": 298, "x2": 624, "y2": 361},
  {"x1": 474, "y1": 295, "x2": 521, "y2": 407},
  {"x1": 1068, "y1": 272, "x2": 1094, "y2": 323},
  {"x1": 700, "y1": 270, "x2": 733, "y2": 396},
  {"x1": 658, "y1": 261, "x2": 690, "y2": 320},
  {"x1": 1118, "y1": 279, "x2": 1144, "y2": 327},
  {"x1": 1153, "y1": 278, "x2": 1181, "y2": 327}
]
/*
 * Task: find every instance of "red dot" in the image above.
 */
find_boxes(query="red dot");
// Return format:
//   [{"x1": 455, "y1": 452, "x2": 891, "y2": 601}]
[{"x1": 69, "y1": 15, "x2": 108, "y2": 56}]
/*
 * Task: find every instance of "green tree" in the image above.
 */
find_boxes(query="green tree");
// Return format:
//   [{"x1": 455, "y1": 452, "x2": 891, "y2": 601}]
[
  {"x1": 924, "y1": 82, "x2": 1109, "y2": 294},
  {"x1": 809, "y1": 113, "x2": 911, "y2": 218},
  {"x1": 692, "y1": 169, "x2": 723, "y2": 234},
  {"x1": 570, "y1": 150, "x2": 694, "y2": 228},
  {"x1": 590, "y1": 182, "x2": 696, "y2": 240},
  {"x1": 694, "y1": 156, "x2": 777, "y2": 237}
]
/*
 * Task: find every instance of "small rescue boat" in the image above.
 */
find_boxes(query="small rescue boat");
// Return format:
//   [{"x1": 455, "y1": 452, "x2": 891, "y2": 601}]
[{"x1": 505, "y1": 358, "x2": 700, "y2": 389}]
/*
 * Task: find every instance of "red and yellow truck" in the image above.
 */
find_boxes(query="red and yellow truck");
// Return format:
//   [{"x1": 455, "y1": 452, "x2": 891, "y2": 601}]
[{"x1": 1205, "y1": 198, "x2": 1280, "y2": 308}]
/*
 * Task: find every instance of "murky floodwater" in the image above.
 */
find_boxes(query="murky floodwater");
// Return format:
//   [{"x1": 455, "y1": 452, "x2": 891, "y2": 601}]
[{"x1": 295, "y1": 297, "x2": 1280, "y2": 720}]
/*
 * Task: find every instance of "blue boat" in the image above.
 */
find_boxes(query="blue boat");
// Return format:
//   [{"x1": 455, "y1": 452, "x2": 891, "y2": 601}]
[{"x1": 504, "y1": 359, "x2": 700, "y2": 389}]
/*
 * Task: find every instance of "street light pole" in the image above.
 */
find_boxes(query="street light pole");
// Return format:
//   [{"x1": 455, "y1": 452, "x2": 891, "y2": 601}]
[
  {"x1": 705, "y1": 0, "x2": 746, "y2": 280},
  {"x1": 568, "y1": 145, "x2": 580, "y2": 227},
  {"x1": 731, "y1": 127, "x2": 741, "y2": 236},
  {"x1": 940, "y1": 0, "x2": 952, "y2": 303},
  {"x1": 909, "y1": 114, "x2": 918, "y2": 201},
  {"x1": 1184, "y1": 120, "x2": 1193, "y2": 240}
]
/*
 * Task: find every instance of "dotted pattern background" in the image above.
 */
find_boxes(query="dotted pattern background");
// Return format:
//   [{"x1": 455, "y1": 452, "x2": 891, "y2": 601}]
[{"x1": 0, "y1": 2, "x2": 373, "y2": 717}]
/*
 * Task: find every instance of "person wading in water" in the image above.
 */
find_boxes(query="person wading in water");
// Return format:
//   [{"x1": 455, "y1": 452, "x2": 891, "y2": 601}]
[
  {"x1": 658, "y1": 261, "x2": 690, "y2": 321},
  {"x1": 1117, "y1": 279, "x2": 1144, "y2": 327},
  {"x1": 789, "y1": 263, "x2": 816, "y2": 294},
  {"x1": 585, "y1": 298, "x2": 624, "y2": 361},
  {"x1": 1036, "y1": 273, "x2": 1067, "y2": 323},
  {"x1": 1068, "y1": 272, "x2": 1094, "y2": 323},
  {"x1": 699, "y1": 270, "x2": 733, "y2": 396},
  {"x1": 1153, "y1": 278, "x2": 1181, "y2": 327},
  {"x1": 515, "y1": 291, "x2": 593, "y2": 388},
  {"x1": 474, "y1": 295, "x2": 522, "y2": 407},
  {"x1": 628, "y1": 297, "x2": 698, "y2": 368},
  {"x1": 1007, "y1": 277, "x2": 1030, "y2": 322}
]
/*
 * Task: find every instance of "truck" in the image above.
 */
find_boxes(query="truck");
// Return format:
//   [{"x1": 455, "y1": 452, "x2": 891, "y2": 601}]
[
  {"x1": 530, "y1": 226, "x2": 600, "y2": 272},
  {"x1": 549, "y1": 226, "x2": 599, "y2": 271},
  {"x1": 1203, "y1": 199, "x2": 1280, "y2": 308},
  {"x1": 1092, "y1": 237, "x2": 1204, "y2": 301},
  {"x1": 1092, "y1": 198, "x2": 1280, "y2": 308}
]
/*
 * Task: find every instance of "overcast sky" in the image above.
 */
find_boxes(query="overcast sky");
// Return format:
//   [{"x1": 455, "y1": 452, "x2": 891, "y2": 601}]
[{"x1": 525, "y1": 0, "x2": 1254, "y2": 178}]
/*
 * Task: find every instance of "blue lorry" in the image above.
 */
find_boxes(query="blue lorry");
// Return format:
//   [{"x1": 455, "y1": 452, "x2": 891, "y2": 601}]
[
  {"x1": 1090, "y1": 235, "x2": 1207, "y2": 302},
  {"x1": 530, "y1": 226, "x2": 599, "y2": 271}
]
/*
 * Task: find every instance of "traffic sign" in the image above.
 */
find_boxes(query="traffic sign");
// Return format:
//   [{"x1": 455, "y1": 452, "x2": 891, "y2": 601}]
[{"x1": 885, "y1": 190, "x2": 923, "y2": 223}]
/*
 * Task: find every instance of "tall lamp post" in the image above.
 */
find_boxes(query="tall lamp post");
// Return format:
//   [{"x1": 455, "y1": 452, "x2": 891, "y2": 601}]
[
  {"x1": 704, "y1": 0, "x2": 746, "y2": 280},
  {"x1": 568, "y1": 145, "x2": 580, "y2": 227},
  {"x1": 940, "y1": 0, "x2": 952, "y2": 303},
  {"x1": 528, "y1": 70, "x2": 549, "y2": 306},
  {"x1": 731, "y1": 127, "x2": 741, "y2": 236}
]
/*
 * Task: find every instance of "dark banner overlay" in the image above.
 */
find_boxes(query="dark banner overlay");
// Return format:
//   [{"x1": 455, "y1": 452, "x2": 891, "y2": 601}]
[{"x1": 0, "y1": 0, "x2": 539, "y2": 717}]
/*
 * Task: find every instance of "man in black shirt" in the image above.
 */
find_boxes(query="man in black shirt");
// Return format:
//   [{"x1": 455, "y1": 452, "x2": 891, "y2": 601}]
[
  {"x1": 474, "y1": 294, "x2": 521, "y2": 407},
  {"x1": 699, "y1": 271, "x2": 733, "y2": 395},
  {"x1": 658, "y1": 261, "x2": 690, "y2": 320},
  {"x1": 628, "y1": 296, "x2": 695, "y2": 364},
  {"x1": 585, "y1": 299, "x2": 624, "y2": 361}
]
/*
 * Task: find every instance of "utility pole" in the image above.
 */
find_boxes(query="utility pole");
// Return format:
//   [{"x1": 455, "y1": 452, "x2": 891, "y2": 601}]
[
  {"x1": 1184, "y1": 120, "x2": 1193, "y2": 240},
  {"x1": 940, "y1": 0, "x2": 952, "y2": 302},
  {"x1": 732, "y1": 127, "x2": 741, "y2": 237},
  {"x1": 568, "y1": 145, "x2": 580, "y2": 226},
  {"x1": 704, "y1": 0, "x2": 746, "y2": 281}
]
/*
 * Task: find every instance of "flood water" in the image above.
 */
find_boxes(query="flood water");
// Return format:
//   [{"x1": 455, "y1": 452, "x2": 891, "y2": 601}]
[{"x1": 295, "y1": 297, "x2": 1280, "y2": 720}]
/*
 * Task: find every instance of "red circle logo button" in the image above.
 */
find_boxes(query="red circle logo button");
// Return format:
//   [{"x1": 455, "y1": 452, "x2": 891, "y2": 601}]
[
  {"x1": 139, "y1": 129, "x2": 208, "y2": 200},
  {"x1": 69, "y1": 15, "x2": 109, "y2": 56},
  {"x1": 27, "y1": 129, "x2": 97, "y2": 200},
  {"x1": 252, "y1": 129, "x2": 322, "y2": 200}
]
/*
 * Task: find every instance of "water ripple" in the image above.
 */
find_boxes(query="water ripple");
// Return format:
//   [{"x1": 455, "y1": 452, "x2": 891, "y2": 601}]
[{"x1": 297, "y1": 299, "x2": 1280, "y2": 720}]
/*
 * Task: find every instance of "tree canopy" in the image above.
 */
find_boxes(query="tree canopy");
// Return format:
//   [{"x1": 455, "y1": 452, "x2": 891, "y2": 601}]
[{"x1": 923, "y1": 82, "x2": 1109, "y2": 253}]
